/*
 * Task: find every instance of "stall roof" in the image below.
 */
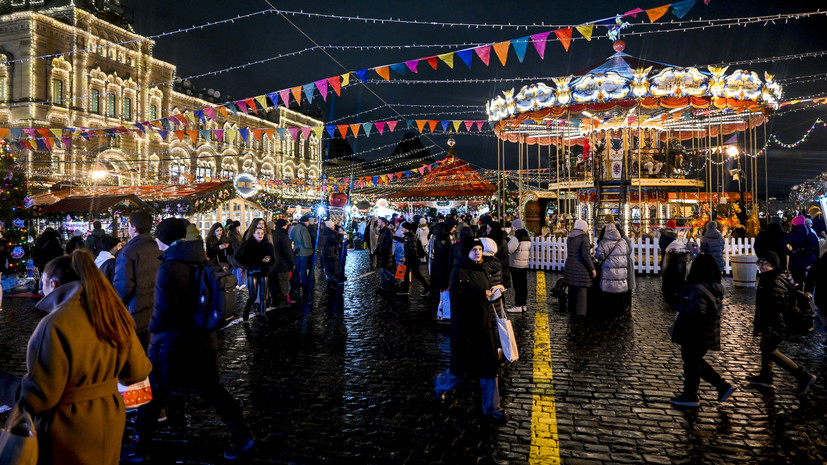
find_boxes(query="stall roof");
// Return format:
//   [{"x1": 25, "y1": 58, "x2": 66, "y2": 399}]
[
  {"x1": 387, "y1": 149, "x2": 495, "y2": 200},
  {"x1": 33, "y1": 182, "x2": 231, "y2": 206},
  {"x1": 42, "y1": 194, "x2": 153, "y2": 214}
]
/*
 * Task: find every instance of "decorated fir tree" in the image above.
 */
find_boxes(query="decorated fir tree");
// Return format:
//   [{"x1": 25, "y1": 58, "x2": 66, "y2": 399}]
[{"x1": 0, "y1": 142, "x2": 31, "y2": 275}]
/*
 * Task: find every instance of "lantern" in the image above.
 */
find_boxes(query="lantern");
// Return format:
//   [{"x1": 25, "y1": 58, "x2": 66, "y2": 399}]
[{"x1": 329, "y1": 193, "x2": 348, "y2": 208}]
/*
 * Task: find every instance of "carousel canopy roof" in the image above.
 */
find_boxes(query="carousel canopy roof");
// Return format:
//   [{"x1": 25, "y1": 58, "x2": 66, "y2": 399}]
[
  {"x1": 387, "y1": 149, "x2": 495, "y2": 200},
  {"x1": 33, "y1": 181, "x2": 231, "y2": 206}
]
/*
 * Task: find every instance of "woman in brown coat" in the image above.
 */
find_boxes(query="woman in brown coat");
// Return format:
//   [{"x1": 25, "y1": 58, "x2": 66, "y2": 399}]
[{"x1": 0, "y1": 250, "x2": 152, "y2": 465}]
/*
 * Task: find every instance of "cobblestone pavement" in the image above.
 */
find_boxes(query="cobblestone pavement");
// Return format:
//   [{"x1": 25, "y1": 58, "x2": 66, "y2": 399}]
[{"x1": 0, "y1": 250, "x2": 825, "y2": 464}]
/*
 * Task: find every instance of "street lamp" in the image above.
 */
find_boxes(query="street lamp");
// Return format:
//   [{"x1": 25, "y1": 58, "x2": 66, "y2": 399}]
[{"x1": 91, "y1": 164, "x2": 108, "y2": 180}]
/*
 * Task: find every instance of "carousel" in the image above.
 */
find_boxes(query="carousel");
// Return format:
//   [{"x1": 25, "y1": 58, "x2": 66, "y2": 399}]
[{"x1": 485, "y1": 40, "x2": 780, "y2": 237}]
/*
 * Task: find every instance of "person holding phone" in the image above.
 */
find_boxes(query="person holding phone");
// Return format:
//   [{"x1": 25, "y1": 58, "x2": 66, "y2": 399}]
[{"x1": 235, "y1": 228, "x2": 274, "y2": 321}]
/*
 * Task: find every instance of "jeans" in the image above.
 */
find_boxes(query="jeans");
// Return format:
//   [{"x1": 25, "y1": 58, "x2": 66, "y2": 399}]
[
  {"x1": 434, "y1": 369, "x2": 500, "y2": 414},
  {"x1": 760, "y1": 334, "x2": 807, "y2": 379},
  {"x1": 681, "y1": 343, "x2": 726, "y2": 397},
  {"x1": 379, "y1": 267, "x2": 395, "y2": 290},
  {"x1": 512, "y1": 267, "x2": 528, "y2": 307},
  {"x1": 296, "y1": 255, "x2": 313, "y2": 289}
]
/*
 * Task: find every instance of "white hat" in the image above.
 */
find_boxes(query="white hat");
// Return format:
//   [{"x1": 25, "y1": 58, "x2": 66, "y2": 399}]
[
  {"x1": 574, "y1": 219, "x2": 589, "y2": 231},
  {"x1": 419, "y1": 217, "x2": 427, "y2": 224},
  {"x1": 512, "y1": 218, "x2": 524, "y2": 230},
  {"x1": 73, "y1": 229, "x2": 86, "y2": 237},
  {"x1": 325, "y1": 220, "x2": 334, "y2": 229},
  {"x1": 480, "y1": 237, "x2": 497, "y2": 256}
]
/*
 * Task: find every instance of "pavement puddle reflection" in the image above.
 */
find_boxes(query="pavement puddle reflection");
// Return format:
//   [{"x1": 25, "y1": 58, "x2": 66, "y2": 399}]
[{"x1": 531, "y1": 271, "x2": 561, "y2": 464}]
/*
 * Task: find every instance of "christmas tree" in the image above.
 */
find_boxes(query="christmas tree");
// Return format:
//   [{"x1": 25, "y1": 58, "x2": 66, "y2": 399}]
[{"x1": 0, "y1": 141, "x2": 31, "y2": 275}]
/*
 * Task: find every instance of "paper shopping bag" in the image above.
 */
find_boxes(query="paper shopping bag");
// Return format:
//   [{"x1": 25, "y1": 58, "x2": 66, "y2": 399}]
[
  {"x1": 493, "y1": 301, "x2": 519, "y2": 362},
  {"x1": 118, "y1": 377, "x2": 152, "y2": 410},
  {"x1": 394, "y1": 264, "x2": 407, "y2": 280}
]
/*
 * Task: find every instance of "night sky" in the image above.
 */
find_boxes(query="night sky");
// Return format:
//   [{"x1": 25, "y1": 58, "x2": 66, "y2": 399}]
[{"x1": 120, "y1": 0, "x2": 827, "y2": 194}]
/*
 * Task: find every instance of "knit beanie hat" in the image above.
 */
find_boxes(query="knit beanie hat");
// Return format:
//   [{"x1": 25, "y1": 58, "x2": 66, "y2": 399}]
[
  {"x1": 666, "y1": 220, "x2": 676, "y2": 229},
  {"x1": 480, "y1": 237, "x2": 497, "y2": 256},
  {"x1": 760, "y1": 251, "x2": 780, "y2": 269},
  {"x1": 574, "y1": 219, "x2": 589, "y2": 231},
  {"x1": 461, "y1": 237, "x2": 483, "y2": 257},
  {"x1": 707, "y1": 221, "x2": 718, "y2": 230},
  {"x1": 791, "y1": 215, "x2": 806, "y2": 226},
  {"x1": 156, "y1": 218, "x2": 189, "y2": 245},
  {"x1": 512, "y1": 218, "x2": 524, "y2": 230}
]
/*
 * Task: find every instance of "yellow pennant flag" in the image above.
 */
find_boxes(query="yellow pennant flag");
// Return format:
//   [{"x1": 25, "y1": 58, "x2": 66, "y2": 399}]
[
  {"x1": 492, "y1": 41, "x2": 510, "y2": 66},
  {"x1": 227, "y1": 129, "x2": 237, "y2": 144},
  {"x1": 313, "y1": 126, "x2": 324, "y2": 140},
  {"x1": 575, "y1": 24, "x2": 594, "y2": 41},
  {"x1": 50, "y1": 129, "x2": 62, "y2": 139},
  {"x1": 375, "y1": 66, "x2": 390, "y2": 81},
  {"x1": 437, "y1": 52, "x2": 455, "y2": 69},
  {"x1": 341, "y1": 72, "x2": 350, "y2": 87},
  {"x1": 646, "y1": 5, "x2": 670, "y2": 23},
  {"x1": 453, "y1": 120, "x2": 462, "y2": 132},
  {"x1": 255, "y1": 95, "x2": 269, "y2": 111},
  {"x1": 185, "y1": 112, "x2": 197, "y2": 124}
]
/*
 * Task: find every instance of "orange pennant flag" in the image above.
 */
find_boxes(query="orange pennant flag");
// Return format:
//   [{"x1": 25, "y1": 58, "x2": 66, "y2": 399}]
[
  {"x1": 416, "y1": 120, "x2": 427, "y2": 133},
  {"x1": 291, "y1": 87, "x2": 302, "y2": 105},
  {"x1": 428, "y1": 120, "x2": 438, "y2": 132},
  {"x1": 186, "y1": 129, "x2": 198, "y2": 143},
  {"x1": 492, "y1": 41, "x2": 510, "y2": 66},
  {"x1": 350, "y1": 124, "x2": 361, "y2": 137},
  {"x1": 174, "y1": 130, "x2": 186, "y2": 142},
  {"x1": 263, "y1": 128, "x2": 275, "y2": 139},
  {"x1": 251, "y1": 129, "x2": 263, "y2": 140},
  {"x1": 328, "y1": 76, "x2": 341, "y2": 96},
  {"x1": 672, "y1": 112, "x2": 682, "y2": 121},
  {"x1": 0, "y1": 128, "x2": 8, "y2": 139},
  {"x1": 217, "y1": 106, "x2": 229, "y2": 118},
  {"x1": 337, "y1": 124, "x2": 349, "y2": 137},
  {"x1": 375, "y1": 66, "x2": 390, "y2": 81},
  {"x1": 554, "y1": 28, "x2": 573, "y2": 52},
  {"x1": 646, "y1": 5, "x2": 670, "y2": 23}
]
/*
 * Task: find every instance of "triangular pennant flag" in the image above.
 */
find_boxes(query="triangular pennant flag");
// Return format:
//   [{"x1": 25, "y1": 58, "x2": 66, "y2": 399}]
[
  {"x1": 441, "y1": 121, "x2": 450, "y2": 132},
  {"x1": 424, "y1": 56, "x2": 438, "y2": 70},
  {"x1": 313, "y1": 126, "x2": 324, "y2": 140},
  {"x1": 511, "y1": 37, "x2": 529, "y2": 63},
  {"x1": 174, "y1": 130, "x2": 186, "y2": 142},
  {"x1": 456, "y1": 49, "x2": 473, "y2": 68},
  {"x1": 287, "y1": 127, "x2": 300, "y2": 141},
  {"x1": 530, "y1": 32, "x2": 551, "y2": 59},
  {"x1": 428, "y1": 120, "x2": 438, "y2": 133},
  {"x1": 291, "y1": 87, "x2": 302, "y2": 105},
  {"x1": 185, "y1": 112, "x2": 198, "y2": 124},
  {"x1": 375, "y1": 121, "x2": 386, "y2": 135},
  {"x1": 235, "y1": 100, "x2": 248, "y2": 115},
  {"x1": 337, "y1": 124, "x2": 349, "y2": 138},
  {"x1": 354, "y1": 69, "x2": 369, "y2": 82},
  {"x1": 276, "y1": 128, "x2": 288, "y2": 140},
  {"x1": 375, "y1": 66, "x2": 390, "y2": 81},
  {"x1": 418, "y1": 167, "x2": 425, "y2": 175},
  {"x1": 437, "y1": 52, "x2": 455, "y2": 69},
  {"x1": 575, "y1": 25, "x2": 594, "y2": 41},
  {"x1": 302, "y1": 83, "x2": 315, "y2": 104},
  {"x1": 226, "y1": 103, "x2": 238, "y2": 117},
  {"x1": 386, "y1": 120, "x2": 398, "y2": 132},
  {"x1": 50, "y1": 128, "x2": 63, "y2": 139},
  {"x1": 61, "y1": 136, "x2": 72, "y2": 149},
  {"x1": 263, "y1": 128, "x2": 275, "y2": 139},
  {"x1": 554, "y1": 28, "x2": 573, "y2": 52},
  {"x1": 37, "y1": 138, "x2": 48, "y2": 151},
  {"x1": 464, "y1": 120, "x2": 474, "y2": 131},
  {"x1": 327, "y1": 76, "x2": 341, "y2": 96},
  {"x1": 671, "y1": 0, "x2": 695, "y2": 19},
  {"x1": 416, "y1": 120, "x2": 427, "y2": 133},
  {"x1": 476, "y1": 120, "x2": 486, "y2": 131},
  {"x1": 8, "y1": 128, "x2": 22, "y2": 140},
  {"x1": 157, "y1": 129, "x2": 169, "y2": 141},
  {"x1": 388, "y1": 173, "x2": 394, "y2": 182},
  {"x1": 194, "y1": 109, "x2": 206, "y2": 124},
  {"x1": 301, "y1": 126, "x2": 312, "y2": 140},
  {"x1": 492, "y1": 41, "x2": 510, "y2": 66},
  {"x1": 214, "y1": 129, "x2": 224, "y2": 142},
  {"x1": 24, "y1": 128, "x2": 38, "y2": 138},
  {"x1": 36, "y1": 128, "x2": 50, "y2": 138},
  {"x1": 227, "y1": 129, "x2": 237, "y2": 143},
  {"x1": 623, "y1": 7, "x2": 644, "y2": 18},
  {"x1": 341, "y1": 72, "x2": 350, "y2": 87},
  {"x1": 362, "y1": 123, "x2": 373, "y2": 137},
  {"x1": 453, "y1": 120, "x2": 462, "y2": 131},
  {"x1": 279, "y1": 89, "x2": 291, "y2": 107},
  {"x1": 199, "y1": 129, "x2": 211, "y2": 142},
  {"x1": 255, "y1": 95, "x2": 268, "y2": 111},
  {"x1": 267, "y1": 92, "x2": 280, "y2": 107},
  {"x1": 646, "y1": 5, "x2": 670, "y2": 22},
  {"x1": 350, "y1": 124, "x2": 361, "y2": 137},
  {"x1": 326, "y1": 125, "x2": 337, "y2": 138},
  {"x1": 204, "y1": 107, "x2": 215, "y2": 121},
  {"x1": 389, "y1": 63, "x2": 407, "y2": 75},
  {"x1": 238, "y1": 128, "x2": 249, "y2": 143},
  {"x1": 252, "y1": 129, "x2": 263, "y2": 141},
  {"x1": 315, "y1": 80, "x2": 328, "y2": 102},
  {"x1": 405, "y1": 59, "x2": 419, "y2": 73},
  {"x1": 474, "y1": 45, "x2": 492, "y2": 66},
  {"x1": 217, "y1": 106, "x2": 229, "y2": 118}
]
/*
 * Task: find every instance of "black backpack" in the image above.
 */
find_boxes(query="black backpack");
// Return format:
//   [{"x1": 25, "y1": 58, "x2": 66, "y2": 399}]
[
  {"x1": 782, "y1": 279, "x2": 815, "y2": 336},
  {"x1": 192, "y1": 262, "x2": 238, "y2": 330}
]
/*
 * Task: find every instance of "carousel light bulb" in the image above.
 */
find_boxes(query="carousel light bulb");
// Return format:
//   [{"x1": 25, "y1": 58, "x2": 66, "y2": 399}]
[{"x1": 726, "y1": 146, "x2": 739, "y2": 157}]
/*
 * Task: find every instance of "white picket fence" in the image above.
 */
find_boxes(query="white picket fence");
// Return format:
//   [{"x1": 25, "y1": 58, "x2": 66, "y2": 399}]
[{"x1": 528, "y1": 236, "x2": 756, "y2": 275}]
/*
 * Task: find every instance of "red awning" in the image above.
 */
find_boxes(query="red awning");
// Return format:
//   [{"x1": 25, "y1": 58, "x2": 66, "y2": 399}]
[{"x1": 42, "y1": 194, "x2": 152, "y2": 214}]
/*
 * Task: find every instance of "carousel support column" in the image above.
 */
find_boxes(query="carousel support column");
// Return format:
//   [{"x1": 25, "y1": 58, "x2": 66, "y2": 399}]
[
  {"x1": 537, "y1": 139, "x2": 541, "y2": 190},
  {"x1": 555, "y1": 132, "x2": 560, "y2": 215}
]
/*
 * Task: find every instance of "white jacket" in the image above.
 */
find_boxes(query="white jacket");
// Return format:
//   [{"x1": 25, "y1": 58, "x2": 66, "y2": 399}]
[{"x1": 508, "y1": 235, "x2": 531, "y2": 269}]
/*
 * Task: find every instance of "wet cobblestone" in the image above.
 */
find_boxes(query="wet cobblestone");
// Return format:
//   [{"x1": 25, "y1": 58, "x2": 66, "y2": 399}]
[{"x1": 0, "y1": 250, "x2": 825, "y2": 464}]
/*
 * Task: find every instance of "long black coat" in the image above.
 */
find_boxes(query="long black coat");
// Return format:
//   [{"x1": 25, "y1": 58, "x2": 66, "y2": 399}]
[
  {"x1": 271, "y1": 227, "x2": 296, "y2": 273},
  {"x1": 755, "y1": 267, "x2": 792, "y2": 338},
  {"x1": 449, "y1": 256, "x2": 498, "y2": 379},
  {"x1": 564, "y1": 230, "x2": 594, "y2": 288},
  {"x1": 374, "y1": 227, "x2": 395, "y2": 271},
  {"x1": 430, "y1": 224, "x2": 453, "y2": 291},
  {"x1": 670, "y1": 283, "x2": 725, "y2": 350}
]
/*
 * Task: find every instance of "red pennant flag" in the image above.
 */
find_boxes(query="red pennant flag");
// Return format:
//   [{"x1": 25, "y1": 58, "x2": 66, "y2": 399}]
[
  {"x1": 174, "y1": 130, "x2": 186, "y2": 141},
  {"x1": 474, "y1": 45, "x2": 491, "y2": 66},
  {"x1": 424, "y1": 56, "x2": 438, "y2": 70},
  {"x1": 386, "y1": 120, "x2": 398, "y2": 132},
  {"x1": 427, "y1": 120, "x2": 438, "y2": 132},
  {"x1": 554, "y1": 28, "x2": 573, "y2": 52},
  {"x1": 464, "y1": 120, "x2": 474, "y2": 131},
  {"x1": 375, "y1": 121, "x2": 386, "y2": 135},
  {"x1": 244, "y1": 98, "x2": 257, "y2": 114},
  {"x1": 174, "y1": 114, "x2": 188, "y2": 126},
  {"x1": 337, "y1": 124, "x2": 349, "y2": 137},
  {"x1": 252, "y1": 129, "x2": 263, "y2": 140},
  {"x1": 327, "y1": 76, "x2": 341, "y2": 96}
]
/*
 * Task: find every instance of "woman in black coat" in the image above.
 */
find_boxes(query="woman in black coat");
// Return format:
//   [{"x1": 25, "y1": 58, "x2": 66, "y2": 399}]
[
  {"x1": 235, "y1": 228, "x2": 274, "y2": 321},
  {"x1": 563, "y1": 219, "x2": 595, "y2": 317},
  {"x1": 206, "y1": 222, "x2": 232, "y2": 269},
  {"x1": 434, "y1": 237, "x2": 507, "y2": 421},
  {"x1": 669, "y1": 254, "x2": 735, "y2": 407}
]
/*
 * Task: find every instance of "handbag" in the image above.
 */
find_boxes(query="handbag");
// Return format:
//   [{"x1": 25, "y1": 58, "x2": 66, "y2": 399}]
[
  {"x1": 118, "y1": 378, "x2": 153, "y2": 410},
  {"x1": 394, "y1": 264, "x2": 407, "y2": 280},
  {"x1": 493, "y1": 300, "x2": 519, "y2": 362},
  {"x1": 437, "y1": 289, "x2": 451, "y2": 321},
  {"x1": 0, "y1": 401, "x2": 38, "y2": 465}
]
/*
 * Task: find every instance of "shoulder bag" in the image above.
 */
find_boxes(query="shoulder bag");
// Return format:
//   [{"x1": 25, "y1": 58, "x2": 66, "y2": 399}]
[{"x1": 0, "y1": 400, "x2": 38, "y2": 465}]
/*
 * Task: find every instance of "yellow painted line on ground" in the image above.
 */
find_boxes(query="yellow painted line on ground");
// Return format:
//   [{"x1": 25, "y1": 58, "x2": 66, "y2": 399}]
[{"x1": 530, "y1": 271, "x2": 561, "y2": 465}]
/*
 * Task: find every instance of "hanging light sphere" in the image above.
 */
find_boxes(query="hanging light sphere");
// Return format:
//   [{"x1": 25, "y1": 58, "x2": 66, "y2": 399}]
[
  {"x1": 612, "y1": 40, "x2": 626, "y2": 52},
  {"x1": 447, "y1": 136, "x2": 455, "y2": 147}
]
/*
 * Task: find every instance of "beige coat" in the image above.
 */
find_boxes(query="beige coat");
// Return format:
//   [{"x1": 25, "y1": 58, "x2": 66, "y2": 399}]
[{"x1": 11, "y1": 282, "x2": 152, "y2": 465}]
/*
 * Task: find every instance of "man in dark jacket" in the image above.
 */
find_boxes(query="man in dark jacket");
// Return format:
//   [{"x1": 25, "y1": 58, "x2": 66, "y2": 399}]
[
  {"x1": 753, "y1": 218, "x2": 786, "y2": 265},
  {"x1": 430, "y1": 219, "x2": 456, "y2": 293},
  {"x1": 113, "y1": 210, "x2": 160, "y2": 350},
  {"x1": 269, "y1": 219, "x2": 296, "y2": 308},
  {"x1": 84, "y1": 220, "x2": 114, "y2": 257},
  {"x1": 779, "y1": 215, "x2": 818, "y2": 286},
  {"x1": 374, "y1": 217, "x2": 395, "y2": 294},
  {"x1": 32, "y1": 227, "x2": 64, "y2": 274},
  {"x1": 318, "y1": 220, "x2": 341, "y2": 288},
  {"x1": 747, "y1": 251, "x2": 817, "y2": 396},
  {"x1": 123, "y1": 218, "x2": 255, "y2": 463},
  {"x1": 397, "y1": 222, "x2": 429, "y2": 296},
  {"x1": 290, "y1": 216, "x2": 314, "y2": 294}
]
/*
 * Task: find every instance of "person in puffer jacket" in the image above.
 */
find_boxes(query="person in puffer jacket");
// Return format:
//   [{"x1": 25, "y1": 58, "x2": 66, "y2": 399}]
[
  {"x1": 595, "y1": 223, "x2": 631, "y2": 314},
  {"x1": 564, "y1": 219, "x2": 595, "y2": 317},
  {"x1": 480, "y1": 237, "x2": 503, "y2": 289},
  {"x1": 700, "y1": 221, "x2": 725, "y2": 273},
  {"x1": 507, "y1": 219, "x2": 531, "y2": 313},
  {"x1": 779, "y1": 215, "x2": 818, "y2": 287}
]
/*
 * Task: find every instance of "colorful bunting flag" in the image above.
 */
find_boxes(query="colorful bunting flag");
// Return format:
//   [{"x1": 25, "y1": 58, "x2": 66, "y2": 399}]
[
  {"x1": 301, "y1": 126, "x2": 312, "y2": 140},
  {"x1": 387, "y1": 120, "x2": 398, "y2": 132},
  {"x1": 427, "y1": 120, "x2": 438, "y2": 133},
  {"x1": 354, "y1": 69, "x2": 369, "y2": 82},
  {"x1": 492, "y1": 41, "x2": 510, "y2": 66},
  {"x1": 671, "y1": 0, "x2": 695, "y2": 19},
  {"x1": 554, "y1": 28, "x2": 573, "y2": 52},
  {"x1": 456, "y1": 49, "x2": 473, "y2": 68},
  {"x1": 326, "y1": 125, "x2": 337, "y2": 138},
  {"x1": 244, "y1": 98, "x2": 256, "y2": 114},
  {"x1": 424, "y1": 56, "x2": 438, "y2": 70},
  {"x1": 287, "y1": 127, "x2": 300, "y2": 141},
  {"x1": 646, "y1": 5, "x2": 670, "y2": 22},
  {"x1": 437, "y1": 52, "x2": 454, "y2": 69},
  {"x1": 255, "y1": 95, "x2": 268, "y2": 112},
  {"x1": 362, "y1": 123, "x2": 372, "y2": 137},
  {"x1": 302, "y1": 83, "x2": 315, "y2": 104},
  {"x1": 375, "y1": 66, "x2": 390, "y2": 81},
  {"x1": 575, "y1": 25, "x2": 594, "y2": 41},
  {"x1": 511, "y1": 37, "x2": 529, "y2": 63},
  {"x1": 327, "y1": 76, "x2": 341, "y2": 96},
  {"x1": 315, "y1": 80, "x2": 328, "y2": 102},
  {"x1": 291, "y1": 87, "x2": 302, "y2": 105},
  {"x1": 337, "y1": 124, "x2": 349, "y2": 138},
  {"x1": 214, "y1": 129, "x2": 224, "y2": 142},
  {"x1": 416, "y1": 120, "x2": 427, "y2": 133},
  {"x1": 235, "y1": 100, "x2": 248, "y2": 115},
  {"x1": 405, "y1": 59, "x2": 419, "y2": 73},
  {"x1": 341, "y1": 72, "x2": 350, "y2": 87},
  {"x1": 350, "y1": 124, "x2": 361, "y2": 137},
  {"x1": 238, "y1": 129, "x2": 249, "y2": 143},
  {"x1": 375, "y1": 121, "x2": 386, "y2": 135},
  {"x1": 389, "y1": 63, "x2": 406, "y2": 75},
  {"x1": 474, "y1": 45, "x2": 491, "y2": 66}
]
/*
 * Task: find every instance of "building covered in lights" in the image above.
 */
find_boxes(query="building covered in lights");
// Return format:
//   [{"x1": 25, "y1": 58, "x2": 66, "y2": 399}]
[{"x1": 0, "y1": 0, "x2": 323, "y2": 189}]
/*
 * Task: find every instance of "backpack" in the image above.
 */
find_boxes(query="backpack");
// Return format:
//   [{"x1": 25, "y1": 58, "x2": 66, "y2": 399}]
[
  {"x1": 192, "y1": 262, "x2": 238, "y2": 330},
  {"x1": 782, "y1": 278, "x2": 815, "y2": 336}
]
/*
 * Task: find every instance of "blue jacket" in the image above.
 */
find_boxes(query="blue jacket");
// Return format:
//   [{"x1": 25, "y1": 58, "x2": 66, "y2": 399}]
[{"x1": 779, "y1": 225, "x2": 818, "y2": 274}]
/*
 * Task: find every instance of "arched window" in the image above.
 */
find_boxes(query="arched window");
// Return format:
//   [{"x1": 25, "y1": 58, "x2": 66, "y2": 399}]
[
  {"x1": 51, "y1": 78, "x2": 64, "y2": 106},
  {"x1": 196, "y1": 160, "x2": 215, "y2": 180}
]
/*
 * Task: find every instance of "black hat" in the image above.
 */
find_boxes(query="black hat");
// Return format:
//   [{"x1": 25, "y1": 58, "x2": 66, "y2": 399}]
[
  {"x1": 299, "y1": 215, "x2": 310, "y2": 223},
  {"x1": 759, "y1": 251, "x2": 780, "y2": 269},
  {"x1": 461, "y1": 236, "x2": 483, "y2": 257},
  {"x1": 156, "y1": 218, "x2": 189, "y2": 245},
  {"x1": 443, "y1": 219, "x2": 457, "y2": 230},
  {"x1": 402, "y1": 222, "x2": 413, "y2": 231},
  {"x1": 276, "y1": 218, "x2": 288, "y2": 228},
  {"x1": 479, "y1": 214, "x2": 492, "y2": 225},
  {"x1": 100, "y1": 235, "x2": 120, "y2": 252}
]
